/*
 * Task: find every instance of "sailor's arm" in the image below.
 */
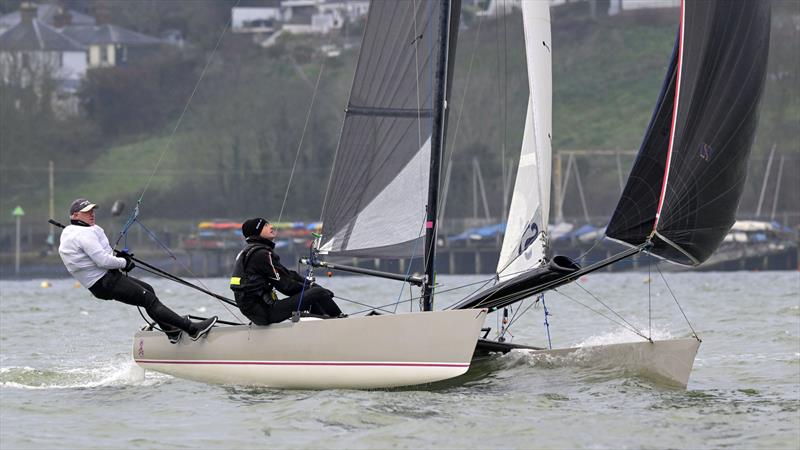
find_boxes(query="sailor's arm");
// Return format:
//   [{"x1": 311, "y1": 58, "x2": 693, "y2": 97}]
[
  {"x1": 261, "y1": 251, "x2": 304, "y2": 296},
  {"x1": 81, "y1": 234, "x2": 126, "y2": 269}
]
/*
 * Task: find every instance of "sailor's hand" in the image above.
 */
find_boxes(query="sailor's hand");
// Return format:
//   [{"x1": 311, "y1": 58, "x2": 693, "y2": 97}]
[
  {"x1": 114, "y1": 249, "x2": 134, "y2": 259},
  {"x1": 121, "y1": 259, "x2": 136, "y2": 272},
  {"x1": 115, "y1": 249, "x2": 135, "y2": 272}
]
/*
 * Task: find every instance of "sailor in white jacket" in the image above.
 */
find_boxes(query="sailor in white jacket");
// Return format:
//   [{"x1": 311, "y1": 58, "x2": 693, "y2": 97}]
[{"x1": 58, "y1": 198, "x2": 216, "y2": 343}]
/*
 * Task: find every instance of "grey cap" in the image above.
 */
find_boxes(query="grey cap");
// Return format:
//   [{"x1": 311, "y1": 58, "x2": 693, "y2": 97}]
[{"x1": 69, "y1": 198, "x2": 97, "y2": 215}]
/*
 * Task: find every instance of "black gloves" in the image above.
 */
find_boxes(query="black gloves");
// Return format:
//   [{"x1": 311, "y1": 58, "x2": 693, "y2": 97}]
[{"x1": 115, "y1": 249, "x2": 136, "y2": 272}]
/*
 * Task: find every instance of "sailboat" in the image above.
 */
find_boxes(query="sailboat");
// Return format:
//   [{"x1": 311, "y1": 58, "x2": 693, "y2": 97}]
[{"x1": 133, "y1": 0, "x2": 771, "y2": 389}]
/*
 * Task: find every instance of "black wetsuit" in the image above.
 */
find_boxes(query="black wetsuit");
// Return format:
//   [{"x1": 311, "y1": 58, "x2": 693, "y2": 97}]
[
  {"x1": 89, "y1": 270, "x2": 192, "y2": 332},
  {"x1": 230, "y1": 237, "x2": 341, "y2": 325}
]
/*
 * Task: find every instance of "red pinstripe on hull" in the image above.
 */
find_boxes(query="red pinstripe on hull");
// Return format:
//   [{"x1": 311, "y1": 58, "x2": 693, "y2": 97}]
[{"x1": 135, "y1": 360, "x2": 469, "y2": 367}]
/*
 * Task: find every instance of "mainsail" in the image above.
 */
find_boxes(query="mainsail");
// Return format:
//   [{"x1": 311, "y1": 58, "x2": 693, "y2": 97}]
[
  {"x1": 606, "y1": 0, "x2": 771, "y2": 266},
  {"x1": 496, "y1": 1, "x2": 552, "y2": 282},
  {"x1": 320, "y1": 1, "x2": 456, "y2": 259}
]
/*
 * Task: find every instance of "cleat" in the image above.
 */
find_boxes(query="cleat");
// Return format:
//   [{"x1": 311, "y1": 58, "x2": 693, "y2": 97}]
[{"x1": 189, "y1": 316, "x2": 217, "y2": 341}]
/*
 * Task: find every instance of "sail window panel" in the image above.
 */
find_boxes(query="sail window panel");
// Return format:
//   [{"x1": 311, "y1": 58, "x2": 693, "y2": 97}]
[
  {"x1": 321, "y1": 136, "x2": 431, "y2": 258},
  {"x1": 335, "y1": 138, "x2": 430, "y2": 257},
  {"x1": 321, "y1": 0, "x2": 444, "y2": 258}
]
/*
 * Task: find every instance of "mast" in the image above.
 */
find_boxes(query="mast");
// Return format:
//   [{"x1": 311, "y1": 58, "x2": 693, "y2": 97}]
[{"x1": 422, "y1": 0, "x2": 458, "y2": 311}]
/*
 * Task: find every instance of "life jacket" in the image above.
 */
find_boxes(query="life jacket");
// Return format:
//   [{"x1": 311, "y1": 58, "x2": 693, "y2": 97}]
[{"x1": 229, "y1": 242, "x2": 278, "y2": 305}]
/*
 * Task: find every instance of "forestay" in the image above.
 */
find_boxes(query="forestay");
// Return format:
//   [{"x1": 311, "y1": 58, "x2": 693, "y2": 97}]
[
  {"x1": 496, "y1": 1, "x2": 552, "y2": 281},
  {"x1": 606, "y1": 0, "x2": 771, "y2": 266},
  {"x1": 320, "y1": 1, "x2": 446, "y2": 259}
]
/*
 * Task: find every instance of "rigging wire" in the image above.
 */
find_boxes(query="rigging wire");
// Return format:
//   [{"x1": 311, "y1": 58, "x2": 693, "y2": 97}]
[
  {"x1": 123, "y1": 0, "x2": 241, "y2": 230},
  {"x1": 277, "y1": 30, "x2": 336, "y2": 223},
  {"x1": 552, "y1": 288, "x2": 650, "y2": 341},
  {"x1": 391, "y1": 0, "x2": 426, "y2": 314},
  {"x1": 109, "y1": 1, "x2": 249, "y2": 323},
  {"x1": 437, "y1": 10, "x2": 485, "y2": 220},
  {"x1": 654, "y1": 258, "x2": 701, "y2": 341},
  {"x1": 333, "y1": 294, "x2": 401, "y2": 315},
  {"x1": 573, "y1": 281, "x2": 646, "y2": 337}
]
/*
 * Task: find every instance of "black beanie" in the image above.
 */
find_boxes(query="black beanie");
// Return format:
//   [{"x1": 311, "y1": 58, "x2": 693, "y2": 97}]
[{"x1": 242, "y1": 218, "x2": 269, "y2": 238}]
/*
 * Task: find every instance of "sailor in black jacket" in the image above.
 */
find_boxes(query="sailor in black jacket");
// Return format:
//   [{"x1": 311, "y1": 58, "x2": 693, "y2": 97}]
[{"x1": 230, "y1": 218, "x2": 343, "y2": 325}]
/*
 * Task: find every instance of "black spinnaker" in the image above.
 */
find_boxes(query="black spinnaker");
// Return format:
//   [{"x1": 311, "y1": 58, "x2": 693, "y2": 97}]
[{"x1": 606, "y1": 0, "x2": 772, "y2": 266}]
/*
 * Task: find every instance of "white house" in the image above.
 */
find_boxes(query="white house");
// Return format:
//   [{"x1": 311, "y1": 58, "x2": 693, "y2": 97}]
[
  {"x1": 232, "y1": 0, "x2": 370, "y2": 37},
  {"x1": 0, "y1": 2, "x2": 165, "y2": 115},
  {"x1": 61, "y1": 24, "x2": 163, "y2": 68},
  {"x1": 232, "y1": 6, "x2": 281, "y2": 33},
  {"x1": 0, "y1": 3, "x2": 87, "y2": 86}
]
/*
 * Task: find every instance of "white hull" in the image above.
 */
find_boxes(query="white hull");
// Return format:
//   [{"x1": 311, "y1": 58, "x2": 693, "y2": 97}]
[
  {"x1": 133, "y1": 309, "x2": 487, "y2": 389},
  {"x1": 519, "y1": 338, "x2": 701, "y2": 388}
]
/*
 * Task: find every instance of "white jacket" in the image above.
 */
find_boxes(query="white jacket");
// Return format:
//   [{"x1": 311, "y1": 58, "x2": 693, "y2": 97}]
[{"x1": 58, "y1": 224, "x2": 126, "y2": 288}]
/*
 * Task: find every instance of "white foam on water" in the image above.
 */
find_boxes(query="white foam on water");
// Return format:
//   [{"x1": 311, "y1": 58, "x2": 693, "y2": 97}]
[
  {"x1": 572, "y1": 324, "x2": 674, "y2": 348},
  {"x1": 0, "y1": 359, "x2": 164, "y2": 390}
]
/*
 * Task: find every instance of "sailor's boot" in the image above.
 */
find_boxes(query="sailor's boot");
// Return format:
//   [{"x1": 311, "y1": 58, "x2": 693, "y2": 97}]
[
  {"x1": 164, "y1": 327, "x2": 183, "y2": 344},
  {"x1": 188, "y1": 316, "x2": 218, "y2": 341}
]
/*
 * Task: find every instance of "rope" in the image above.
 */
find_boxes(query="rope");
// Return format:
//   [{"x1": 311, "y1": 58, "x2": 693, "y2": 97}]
[
  {"x1": 441, "y1": 275, "x2": 496, "y2": 309},
  {"x1": 127, "y1": 219, "x2": 245, "y2": 323},
  {"x1": 437, "y1": 6, "x2": 485, "y2": 220},
  {"x1": 573, "y1": 281, "x2": 647, "y2": 338},
  {"x1": 552, "y1": 288, "x2": 650, "y2": 342},
  {"x1": 541, "y1": 294, "x2": 552, "y2": 349},
  {"x1": 136, "y1": 306, "x2": 158, "y2": 331},
  {"x1": 132, "y1": 1, "x2": 240, "y2": 206},
  {"x1": 654, "y1": 260, "x2": 701, "y2": 341},
  {"x1": 277, "y1": 30, "x2": 335, "y2": 223},
  {"x1": 103, "y1": 1, "x2": 244, "y2": 323},
  {"x1": 149, "y1": 20, "x2": 234, "y2": 191},
  {"x1": 393, "y1": 220, "x2": 425, "y2": 313},
  {"x1": 334, "y1": 295, "x2": 400, "y2": 315}
]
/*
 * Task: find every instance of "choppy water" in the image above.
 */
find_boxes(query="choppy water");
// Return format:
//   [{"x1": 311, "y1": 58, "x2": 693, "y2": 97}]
[{"x1": 1, "y1": 271, "x2": 798, "y2": 449}]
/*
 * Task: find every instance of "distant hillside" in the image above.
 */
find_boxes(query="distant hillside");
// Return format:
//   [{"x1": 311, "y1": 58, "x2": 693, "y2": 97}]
[{"x1": 2, "y1": 2, "x2": 797, "y2": 230}]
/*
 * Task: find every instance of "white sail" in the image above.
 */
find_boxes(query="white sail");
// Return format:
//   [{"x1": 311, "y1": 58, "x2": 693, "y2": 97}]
[{"x1": 497, "y1": 1, "x2": 552, "y2": 281}]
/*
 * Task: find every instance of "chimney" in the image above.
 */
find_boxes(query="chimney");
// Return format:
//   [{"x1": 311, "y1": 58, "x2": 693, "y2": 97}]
[
  {"x1": 53, "y1": 7, "x2": 73, "y2": 28},
  {"x1": 19, "y1": 2, "x2": 37, "y2": 25}
]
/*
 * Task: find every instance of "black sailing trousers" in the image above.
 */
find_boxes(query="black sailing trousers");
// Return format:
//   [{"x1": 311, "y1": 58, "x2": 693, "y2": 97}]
[
  {"x1": 239, "y1": 286, "x2": 343, "y2": 326},
  {"x1": 89, "y1": 270, "x2": 192, "y2": 332}
]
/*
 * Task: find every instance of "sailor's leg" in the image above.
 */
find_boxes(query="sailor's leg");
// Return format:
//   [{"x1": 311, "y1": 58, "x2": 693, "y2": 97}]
[
  {"x1": 121, "y1": 277, "x2": 177, "y2": 329},
  {"x1": 107, "y1": 274, "x2": 193, "y2": 332},
  {"x1": 267, "y1": 294, "x2": 300, "y2": 323},
  {"x1": 237, "y1": 297, "x2": 272, "y2": 326},
  {"x1": 303, "y1": 286, "x2": 342, "y2": 316}
]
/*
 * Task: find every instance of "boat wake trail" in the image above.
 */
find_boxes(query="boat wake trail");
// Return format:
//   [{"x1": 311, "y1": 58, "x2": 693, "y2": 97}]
[{"x1": 0, "y1": 357, "x2": 160, "y2": 389}]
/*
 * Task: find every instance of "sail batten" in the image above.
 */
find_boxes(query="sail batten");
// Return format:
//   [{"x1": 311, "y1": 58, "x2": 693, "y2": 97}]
[{"x1": 320, "y1": 0, "x2": 452, "y2": 259}]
